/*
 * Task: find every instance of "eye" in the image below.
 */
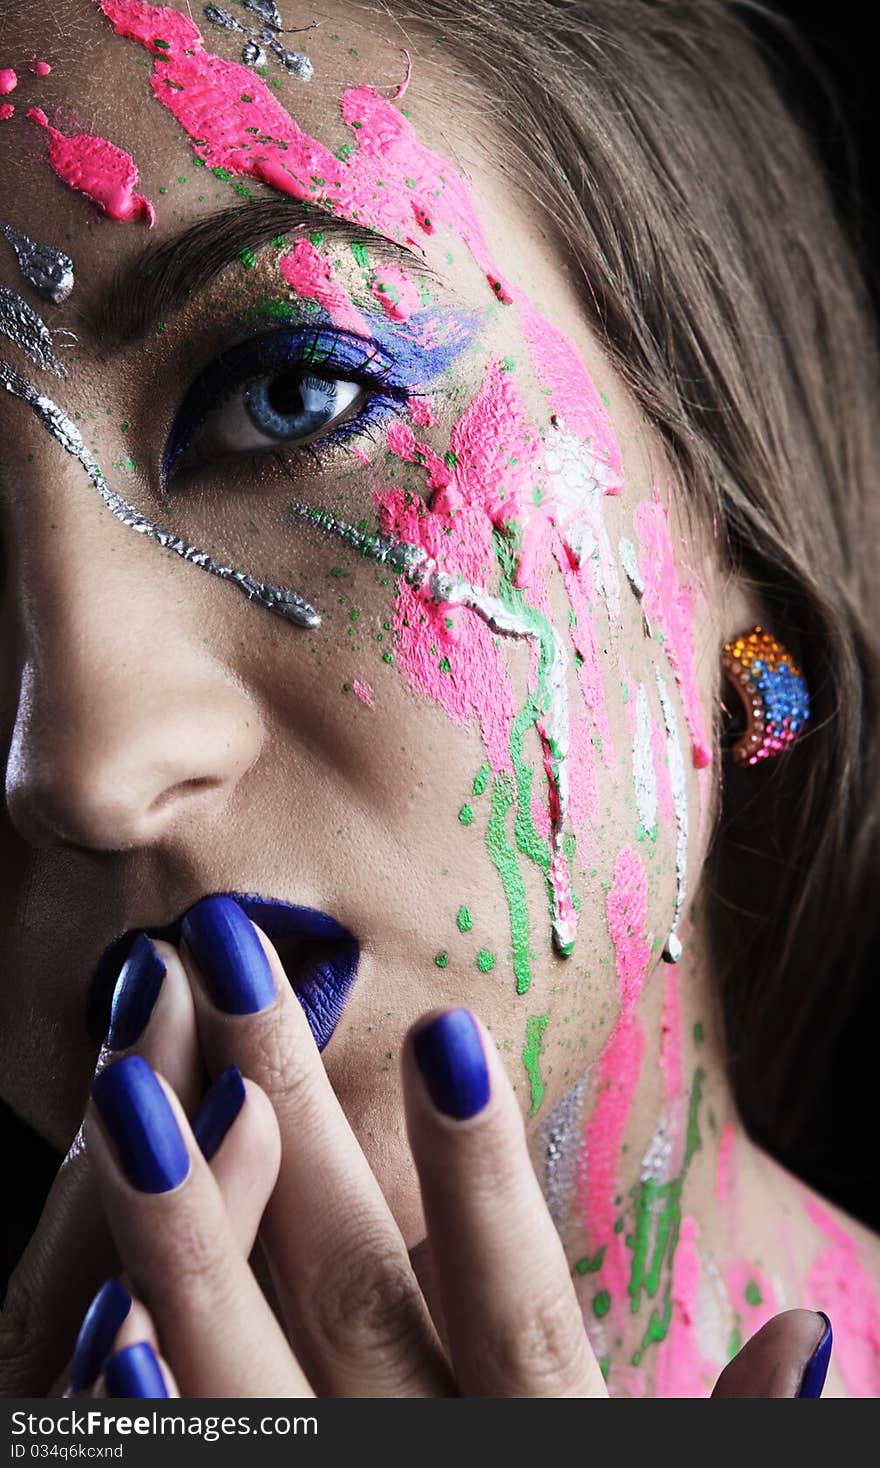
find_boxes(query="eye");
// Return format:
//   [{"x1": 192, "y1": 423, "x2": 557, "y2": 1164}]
[
  {"x1": 163, "y1": 325, "x2": 412, "y2": 485},
  {"x1": 188, "y1": 370, "x2": 364, "y2": 462}
]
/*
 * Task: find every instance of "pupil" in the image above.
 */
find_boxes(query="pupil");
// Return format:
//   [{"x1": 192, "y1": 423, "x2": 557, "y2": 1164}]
[{"x1": 267, "y1": 372, "x2": 306, "y2": 417}]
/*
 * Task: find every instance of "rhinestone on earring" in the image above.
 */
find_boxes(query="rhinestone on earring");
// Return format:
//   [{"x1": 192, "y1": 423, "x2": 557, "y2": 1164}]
[{"x1": 721, "y1": 627, "x2": 809, "y2": 765}]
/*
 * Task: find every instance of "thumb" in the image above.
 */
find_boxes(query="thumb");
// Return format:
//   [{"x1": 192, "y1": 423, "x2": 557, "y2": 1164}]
[{"x1": 711, "y1": 1309, "x2": 832, "y2": 1398}]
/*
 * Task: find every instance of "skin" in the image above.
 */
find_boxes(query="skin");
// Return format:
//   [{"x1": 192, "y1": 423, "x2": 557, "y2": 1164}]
[{"x1": 0, "y1": 0, "x2": 878, "y2": 1397}]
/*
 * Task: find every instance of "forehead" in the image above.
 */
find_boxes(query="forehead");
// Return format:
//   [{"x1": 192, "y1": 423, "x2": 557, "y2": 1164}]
[{"x1": 0, "y1": 0, "x2": 482, "y2": 307}]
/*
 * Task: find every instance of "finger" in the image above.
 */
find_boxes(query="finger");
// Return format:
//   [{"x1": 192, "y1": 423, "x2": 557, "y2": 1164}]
[
  {"x1": 403, "y1": 1009, "x2": 607, "y2": 1398},
  {"x1": 104, "y1": 937, "x2": 203, "y2": 1116},
  {"x1": 711, "y1": 1309, "x2": 833, "y2": 1398},
  {"x1": 179, "y1": 894, "x2": 451, "y2": 1397},
  {"x1": 0, "y1": 935, "x2": 201, "y2": 1396},
  {"x1": 98, "y1": 1342, "x2": 179, "y2": 1399},
  {"x1": 56, "y1": 1068, "x2": 278, "y2": 1398},
  {"x1": 84, "y1": 1054, "x2": 310, "y2": 1398}
]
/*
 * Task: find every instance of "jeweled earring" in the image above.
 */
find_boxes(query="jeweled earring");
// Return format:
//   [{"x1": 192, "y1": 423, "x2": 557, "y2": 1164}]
[{"x1": 721, "y1": 626, "x2": 810, "y2": 765}]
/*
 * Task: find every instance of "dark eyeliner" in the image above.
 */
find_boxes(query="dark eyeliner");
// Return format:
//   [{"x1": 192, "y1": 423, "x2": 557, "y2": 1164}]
[{"x1": 161, "y1": 323, "x2": 413, "y2": 485}]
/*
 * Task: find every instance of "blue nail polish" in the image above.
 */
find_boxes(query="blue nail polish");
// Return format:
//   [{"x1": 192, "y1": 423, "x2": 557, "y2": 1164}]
[
  {"x1": 105, "y1": 1341, "x2": 168, "y2": 1398},
  {"x1": 798, "y1": 1312, "x2": 833, "y2": 1397},
  {"x1": 192, "y1": 1066, "x2": 246, "y2": 1161},
  {"x1": 181, "y1": 894, "x2": 276, "y2": 1015},
  {"x1": 413, "y1": 1009, "x2": 490, "y2": 1119},
  {"x1": 69, "y1": 1277, "x2": 132, "y2": 1392},
  {"x1": 107, "y1": 934, "x2": 166, "y2": 1050},
  {"x1": 92, "y1": 1054, "x2": 190, "y2": 1194}
]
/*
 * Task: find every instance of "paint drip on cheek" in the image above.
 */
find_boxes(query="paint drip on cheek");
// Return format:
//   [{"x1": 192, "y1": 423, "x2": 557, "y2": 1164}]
[{"x1": 26, "y1": 108, "x2": 156, "y2": 224}]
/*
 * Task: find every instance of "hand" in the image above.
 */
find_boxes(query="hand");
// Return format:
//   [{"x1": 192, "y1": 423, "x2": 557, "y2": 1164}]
[
  {"x1": 0, "y1": 936, "x2": 266, "y2": 1396},
  {"x1": 71, "y1": 899, "x2": 831, "y2": 1398}
]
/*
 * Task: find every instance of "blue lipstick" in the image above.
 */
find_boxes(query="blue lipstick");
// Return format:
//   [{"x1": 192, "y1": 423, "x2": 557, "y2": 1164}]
[{"x1": 87, "y1": 891, "x2": 359, "y2": 1053}]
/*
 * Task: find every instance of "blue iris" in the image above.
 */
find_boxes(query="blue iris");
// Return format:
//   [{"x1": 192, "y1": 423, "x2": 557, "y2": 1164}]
[{"x1": 162, "y1": 323, "x2": 413, "y2": 483}]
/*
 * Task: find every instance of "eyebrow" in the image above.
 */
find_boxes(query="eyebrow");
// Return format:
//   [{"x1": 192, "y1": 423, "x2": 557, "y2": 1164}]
[{"x1": 91, "y1": 197, "x2": 430, "y2": 343}]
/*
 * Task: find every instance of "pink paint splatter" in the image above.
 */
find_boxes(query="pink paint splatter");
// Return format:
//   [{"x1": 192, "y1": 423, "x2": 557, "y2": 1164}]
[
  {"x1": 0, "y1": 69, "x2": 17, "y2": 96},
  {"x1": 0, "y1": 103, "x2": 13, "y2": 122},
  {"x1": 633, "y1": 491, "x2": 712, "y2": 768},
  {"x1": 715, "y1": 1121, "x2": 735, "y2": 1205},
  {"x1": 804, "y1": 1197, "x2": 880, "y2": 1397},
  {"x1": 408, "y1": 394, "x2": 435, "y2": 427},
  {"x1": 370, "y1": 264, "x2": 421, "y2": 322},
  {"x1": 725, "y1": 1261, "x2": 777, "y2": 1337},
  {"x1": 98, "y1": 0, "x2": 503, "y2": 286},
  {"x1": 653, "y1": 1217, "x2": 719, "y2": 1397},
  {"x1": 26, "y1": 107, "x2": 155, "y2": 224},
  {"x1": 351, "y1": 680, "x2": 374, "y2": 707},
  {"x1": 660, "y1": 960, "x2": 682, "y2": 1099},
  {"x1": 30, "y1": 59, "x2": 52, "y2": 77},
  {"x1": 606, "y1": 847, "x2": 653, "y2": 1012},
  {"x1": 576, "y1": 1012, "x2": 646, "y2": 1327},
  {"x1": 279, "y1": 241, "x2": 368, "y2": 336},
  {"x1": 519, "y1": 296, "x2": 624, "y2": 492}
]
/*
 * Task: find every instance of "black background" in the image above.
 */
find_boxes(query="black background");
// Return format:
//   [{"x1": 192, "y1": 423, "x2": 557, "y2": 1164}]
[{"x1": 1, "y1": 2, "x2": 879, "y2": 1291}]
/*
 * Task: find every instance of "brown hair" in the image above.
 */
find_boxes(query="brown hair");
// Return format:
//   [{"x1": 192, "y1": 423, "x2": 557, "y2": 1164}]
[{"x1": 389, "y1": 0, "x2": 880, "y2": 1158}]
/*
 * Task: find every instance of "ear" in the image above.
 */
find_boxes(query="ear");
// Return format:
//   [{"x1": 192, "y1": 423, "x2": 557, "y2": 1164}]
[{"x1": 716, "y1": 569, "x2": 769, "y2": 647}]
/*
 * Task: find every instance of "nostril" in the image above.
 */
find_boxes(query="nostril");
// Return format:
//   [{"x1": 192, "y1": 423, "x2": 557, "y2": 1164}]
[{"x1": 147, "y1": 775, "x2": 219, "y2": 814}]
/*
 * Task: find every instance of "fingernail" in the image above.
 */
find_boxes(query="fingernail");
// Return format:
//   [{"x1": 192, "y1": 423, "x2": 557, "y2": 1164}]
[
  {"x1": 192, "y1": 1066, "x2": 246, "y2": 1161},
  {"x1": 181, "y1": 894, "x2": 276, "y2": 1014},
  {"x1": 413, "y1": 1009, "x2": 490, "y2": 1119},
  {"x1": 107, "y1": 933, "x2": 166, "y2": 1050},
  {"x1": 69, "y1": 1277, "x2": 132, "y2": 1392},
  {"x1": 105, "y1": 1341, "x2": 168, "y2": 1398},
  {"x1": 92, "y1": 1054, "x2": 190, "y2": 1193},
  {"x1": 798, "y1": 1312, "x2": 833, "y2": 1397}
]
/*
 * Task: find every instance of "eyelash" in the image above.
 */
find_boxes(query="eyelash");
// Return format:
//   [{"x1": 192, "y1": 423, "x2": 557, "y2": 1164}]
[{"x1": 162, "y1": 323, "x2": 415, "y2": 486}]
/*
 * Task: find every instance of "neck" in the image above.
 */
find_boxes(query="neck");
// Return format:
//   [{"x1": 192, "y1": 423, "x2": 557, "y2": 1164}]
[{"x1": 532, "y1": 902, "x2": 782, "y2": 1396}]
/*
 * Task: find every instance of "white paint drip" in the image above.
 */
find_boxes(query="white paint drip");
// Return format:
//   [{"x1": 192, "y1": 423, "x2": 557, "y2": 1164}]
[
  {"x1": 655, "y1": 669, "x2": 688, "y2": 963},
  {"x1": 545, "y1": 428, "x2": 621, "y2": 622},
  {"x1": 633, "y1": 682, "x2": 657, "y2": 838}
]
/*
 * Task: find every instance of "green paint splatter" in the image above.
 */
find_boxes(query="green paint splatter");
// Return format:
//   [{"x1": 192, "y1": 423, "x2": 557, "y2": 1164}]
[
  {"x1": 434, "y1": 951, "x2": 449, "y2": 969},
  {"x1": 522, "y1": 1013, "x2": 548, "y2": 1116},
  {"x1": 458, "y1": 803, "x2": 474, "y2": 825},
  {"x1": 240, "y1": 248, "x2": 256, "y2": 269},
  {"x1": 486, "y1": 773, "x2": 532, "y2": 994},
  {"x1": 744, "y1": 1280, "x2": 762, "y2": 1307},
  {"x1": 472, "y1": 762, "x2": 490, "y2": 796},
  {"x1": 593, "y1": 1290, "x2": 611, "y2": 1319},
  {"x1": 350, "y1": 240, "x2": 370, "y2": 269},
  {"x1": 575, "y1": 1246, "x2": 607, "y2": 1275},
  {"x1": 456, "y1": 906, "x2": 473, "y2": 932},
  {"x1": 624, "y1": 1068, "x2": 706, "y2": 1363},
  {"x1": 693, "y1": 1020, "x2": 704, "y2": 1046},
  {"x1": 476, "y1": 948, "x2": 496, "y2": 973}
]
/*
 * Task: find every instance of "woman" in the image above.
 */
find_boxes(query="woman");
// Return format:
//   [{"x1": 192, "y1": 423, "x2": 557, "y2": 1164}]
[{"x1": 0, "y1": 0, "x2": 877, "y2": 1397}]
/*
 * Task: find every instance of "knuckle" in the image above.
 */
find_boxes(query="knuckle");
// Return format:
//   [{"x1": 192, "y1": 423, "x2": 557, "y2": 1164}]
[
  {"x1": 136, "y1": 1201, "x2": 232, "y2": 1316},
  {"x1": 0, "y1": 1285, "x2": 50, "y2": 1395},
  {"x1": 481, "y1": 1289, "x2": 588, "y2": 1394},
  {"x1": 309, "y1": 1228, "x2": 424, "y2": 1359}
]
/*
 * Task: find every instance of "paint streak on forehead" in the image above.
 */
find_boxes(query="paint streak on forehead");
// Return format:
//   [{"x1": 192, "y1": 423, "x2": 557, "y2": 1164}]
[{"x1": 97, "y1": 0, "x2": 513, "y2": 301}]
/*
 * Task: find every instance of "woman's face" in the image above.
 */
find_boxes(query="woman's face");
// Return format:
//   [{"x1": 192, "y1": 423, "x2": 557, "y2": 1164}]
[{"x1": 0, "y1": 0, "x2": 728, "y2": 1241}]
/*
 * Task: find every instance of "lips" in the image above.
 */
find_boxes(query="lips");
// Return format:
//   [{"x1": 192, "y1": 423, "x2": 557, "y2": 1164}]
[{"x1": 86, "y1": 891, "x2": 360, "y2": 1053}]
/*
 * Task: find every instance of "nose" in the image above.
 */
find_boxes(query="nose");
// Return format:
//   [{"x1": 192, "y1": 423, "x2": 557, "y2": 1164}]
[{"x1": 2, "y1": 461, "x2": 267, "y2": 852}]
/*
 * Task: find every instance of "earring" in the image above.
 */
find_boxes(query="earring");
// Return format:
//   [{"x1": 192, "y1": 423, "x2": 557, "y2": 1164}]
[{"x1": 721, "y1": 626, "x2": 810, "y2": 765}]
